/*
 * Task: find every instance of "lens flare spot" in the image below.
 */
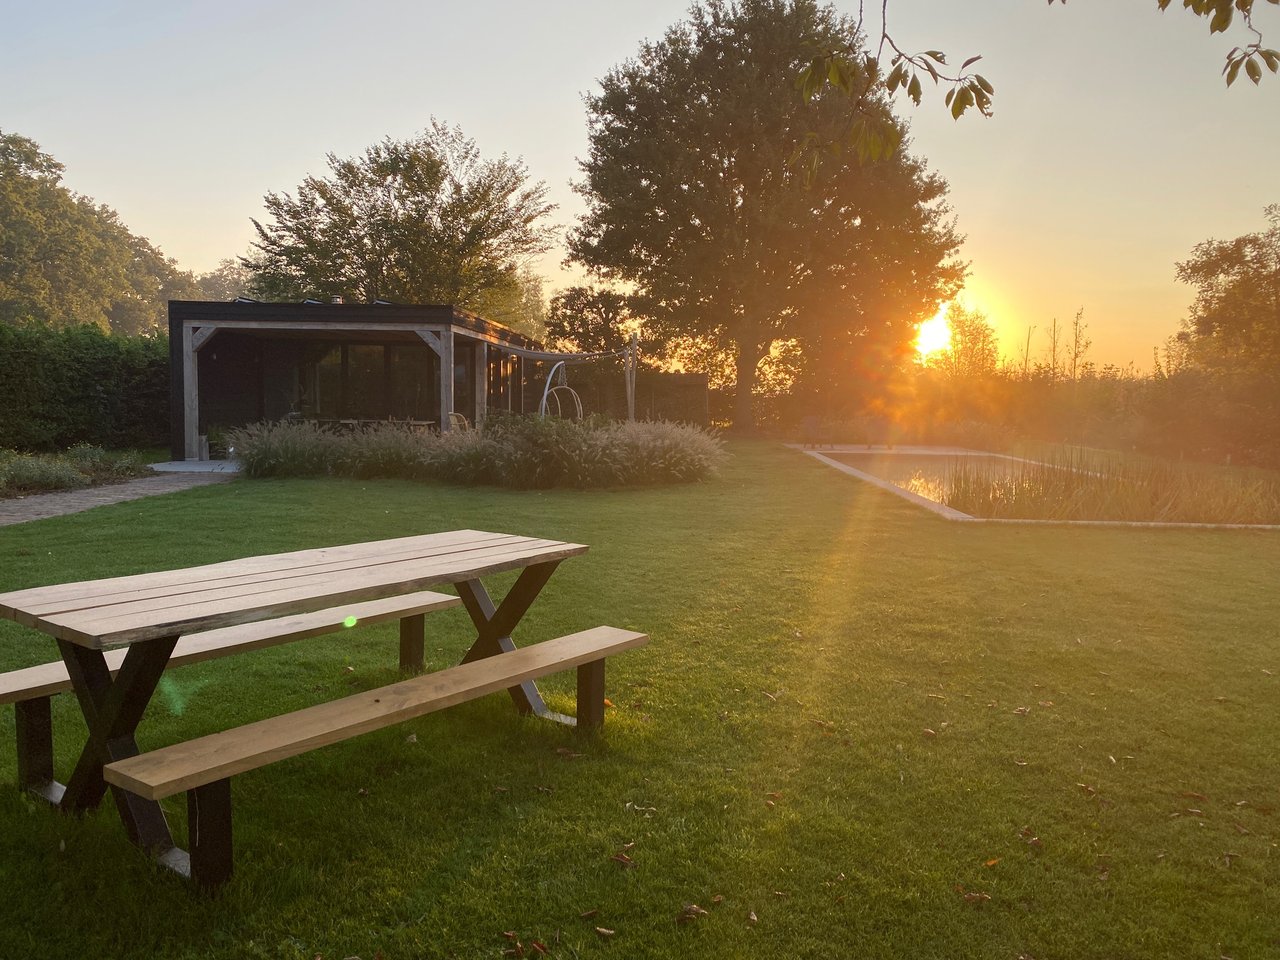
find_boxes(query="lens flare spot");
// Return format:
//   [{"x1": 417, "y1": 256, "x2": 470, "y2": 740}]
[{"x1": 343, "y1": 615, "x2": 358, "y2": 628}]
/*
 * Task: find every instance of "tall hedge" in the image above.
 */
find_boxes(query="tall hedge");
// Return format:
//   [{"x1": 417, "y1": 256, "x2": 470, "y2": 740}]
[{"x1": 0, "y1": 323, "x2": 169, "y2": 451}]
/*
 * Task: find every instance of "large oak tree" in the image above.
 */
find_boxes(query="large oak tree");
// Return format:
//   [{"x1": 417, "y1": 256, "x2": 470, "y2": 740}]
[{"x1": 569, "y1": 0, "x2": 963, "y2": 429}]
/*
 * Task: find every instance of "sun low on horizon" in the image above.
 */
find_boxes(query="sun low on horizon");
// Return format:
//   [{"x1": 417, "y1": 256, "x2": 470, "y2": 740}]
[{"x1": 915, "y1": 304, "x2": 952, "y2": 359}]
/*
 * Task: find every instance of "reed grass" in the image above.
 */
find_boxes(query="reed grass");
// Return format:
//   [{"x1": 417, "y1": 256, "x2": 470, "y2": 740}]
[{"x1": 938, "y1": 450, "x2": 1280, "y2": 523}]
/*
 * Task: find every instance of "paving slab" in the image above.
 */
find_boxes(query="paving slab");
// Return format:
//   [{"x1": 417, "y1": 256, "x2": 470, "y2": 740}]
[{"x1": 0, "y1": 473, "x2": 232, "y2": 527}]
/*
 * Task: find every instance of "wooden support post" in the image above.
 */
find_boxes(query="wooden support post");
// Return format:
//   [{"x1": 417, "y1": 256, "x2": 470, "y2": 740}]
[
  {"x1": 188, "y1": 778, "x2": 233, "y2": 891},
  {"x1": 440, "y1": 332, "x2": 455, "y2": 431},
  {"x1": 182, "y1": 323, "x2": 200, "y2": 459},
  {"x1": 576, "y1": 660, "x2": 606, "y2": 731},
  {"x1": 475, "y1": 341, "x2": 488, "y2": 426},
  {"x1": 16, "y1": 696, "x2": 58, "y2": 800},
  {"x1": 398, "y1": 614, "x2": 425, "y2": 673}
]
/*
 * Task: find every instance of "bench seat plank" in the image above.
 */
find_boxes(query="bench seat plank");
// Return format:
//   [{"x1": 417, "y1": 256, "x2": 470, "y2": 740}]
[
  {"x1": 0, "y1": 590, "x2": 460, "y2": 706},
  {"x1": 104, "y1": 626, "x2": 648, "y2": 801}
]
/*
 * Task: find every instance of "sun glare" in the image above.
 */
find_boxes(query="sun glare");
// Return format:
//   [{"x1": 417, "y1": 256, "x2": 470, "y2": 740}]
[{"x1": 916, "y1": 307, "x2": 951, "y2": 358}]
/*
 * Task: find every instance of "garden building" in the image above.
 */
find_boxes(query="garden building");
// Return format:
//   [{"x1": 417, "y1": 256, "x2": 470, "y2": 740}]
[
  {"x1": 168, "y1": 299, "x2": 541, "y2": 460},
  {"x1": 168, "y1": 299, "x2": 710, "y2": 461}
]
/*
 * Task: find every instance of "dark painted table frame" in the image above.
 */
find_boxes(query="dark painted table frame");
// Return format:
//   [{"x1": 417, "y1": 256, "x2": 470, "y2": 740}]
[{"x1": 17, "y1": 558, "x2": 569, "y2": 880}]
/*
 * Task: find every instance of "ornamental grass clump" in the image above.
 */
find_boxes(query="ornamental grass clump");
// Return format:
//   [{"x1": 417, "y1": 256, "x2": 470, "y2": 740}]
[
  {"x1": 226, "y1": 417, "x2": 726, "y2": 489},
  {"x1": 227, "y1": 421, "x2": 347, "y2": 479}
]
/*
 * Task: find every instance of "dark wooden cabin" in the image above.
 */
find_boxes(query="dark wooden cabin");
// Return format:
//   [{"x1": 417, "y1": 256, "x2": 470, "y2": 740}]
[{"x1": 168, "y1": 300, "x2": 538, "y2": 460}]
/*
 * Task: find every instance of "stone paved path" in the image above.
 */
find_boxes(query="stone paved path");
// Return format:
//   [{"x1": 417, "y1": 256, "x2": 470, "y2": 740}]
[{"x1": 0, "y1": 473, "x2": 232, "y2": 527}]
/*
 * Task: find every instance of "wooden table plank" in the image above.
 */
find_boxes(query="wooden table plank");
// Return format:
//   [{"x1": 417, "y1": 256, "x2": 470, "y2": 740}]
[
  {"x1": 6, "y1": 532, "x2": 541, "y2": 620},
  {"x1": 0, "y1": 530, "x2": 514, "y2": 616},
  {"x1": 9, "y1": 537, "x2": 587, "y2": 648}
]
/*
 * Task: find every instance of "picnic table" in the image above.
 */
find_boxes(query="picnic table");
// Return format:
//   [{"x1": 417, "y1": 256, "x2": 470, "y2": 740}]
[{"x1": 0, "y1": 529, "x2": 646, "y2": 888}]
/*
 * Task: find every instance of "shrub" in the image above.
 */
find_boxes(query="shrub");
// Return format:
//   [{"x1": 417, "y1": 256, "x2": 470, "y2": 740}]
[
  {"x1": 0, "y1": 455, "x2": 90, "y2": 494},
  {"x1": 227, "y1": 417, "x2": 727, "y2": 489}
]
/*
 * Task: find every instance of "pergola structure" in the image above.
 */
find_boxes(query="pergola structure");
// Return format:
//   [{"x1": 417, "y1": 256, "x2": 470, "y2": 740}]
[{"x1": 168, "y1": 300, "x2": 607, "y2": 461}]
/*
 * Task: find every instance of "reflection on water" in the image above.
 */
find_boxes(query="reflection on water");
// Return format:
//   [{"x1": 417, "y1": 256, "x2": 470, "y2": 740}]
[{"x1": 828, "y1": 453, "x2": 1031, "y2": 506}]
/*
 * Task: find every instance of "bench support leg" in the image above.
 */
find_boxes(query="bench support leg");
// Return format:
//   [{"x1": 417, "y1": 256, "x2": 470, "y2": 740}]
[
  {"x1": 16, "y1": 696, "x2": 65, "y2": 804},
  {"x1": 189, "y1": 778, "x2": 233, "y2": 891},
  {"x1": 56, "y1": 637, "x2": 179, "y2": 856},
  {"x1": 455, "y1": 562, "x2": 574, "y2": 727},
  {"x1": 398, "y1": 614, "x2": 425, "y2": 673},
  {"x1": 576, "y1": 660, "x2": 606, "y2": 732}
]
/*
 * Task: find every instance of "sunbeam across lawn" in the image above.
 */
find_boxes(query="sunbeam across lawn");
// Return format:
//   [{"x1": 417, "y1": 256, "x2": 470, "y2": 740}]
[{"x1": 0, "y1": 441, "x2": 1277, "y2": 959}]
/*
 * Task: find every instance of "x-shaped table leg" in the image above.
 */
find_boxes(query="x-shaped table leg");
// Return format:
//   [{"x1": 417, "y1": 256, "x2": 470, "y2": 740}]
[
  {"x1": 56, "y1": 637, "x2": 184, "y2": 863},
  {"x1": 454, "y1": 560, "x2": 574, "y2": 726}
]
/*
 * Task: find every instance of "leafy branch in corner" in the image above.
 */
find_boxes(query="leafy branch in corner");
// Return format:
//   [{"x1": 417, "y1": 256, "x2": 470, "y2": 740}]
[{"x1": 797, "y1": 0, "x2": 1279, "y2": 164}]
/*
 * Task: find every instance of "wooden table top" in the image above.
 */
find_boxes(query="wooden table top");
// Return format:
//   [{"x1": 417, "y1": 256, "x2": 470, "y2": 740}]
[{"x1": 0, "y1": 530, "x2": 587, "y2": 650}]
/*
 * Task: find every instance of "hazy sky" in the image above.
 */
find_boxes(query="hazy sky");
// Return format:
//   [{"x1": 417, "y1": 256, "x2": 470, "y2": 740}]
[{"x1": 4, "y1": 0, "x2": 1277, "y2": 367}]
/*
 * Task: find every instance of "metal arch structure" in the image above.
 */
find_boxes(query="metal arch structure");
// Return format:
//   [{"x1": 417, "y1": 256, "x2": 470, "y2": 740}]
[{"x1": 534, "y1": 332, "x2": 639, "y2": 422}]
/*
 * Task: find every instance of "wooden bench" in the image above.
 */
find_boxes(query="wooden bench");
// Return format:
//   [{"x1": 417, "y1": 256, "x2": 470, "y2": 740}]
[
  {"x1": 2, "y1": 590, "x2": 461, "y2": 802},
  {"x1": 103, "y1": 625, "x2": 648, "y2": 889}
]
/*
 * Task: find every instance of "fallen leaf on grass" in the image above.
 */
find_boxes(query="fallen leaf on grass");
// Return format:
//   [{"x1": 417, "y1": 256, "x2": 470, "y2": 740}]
[
  {"x1": 984, "y1": 858, "x2": 1001, "y2": 868},
  {"x1": 711, "y1": 894, "x2": 724, "y2": 904},
  {"x1": 1077, "y1": 783, "x2": 1097, "y2": 798},
  {"x1": 1182, "y1": 791, "x2": 1209, "y2": 802},
  {"x1": 594, "y1": 927, "x2": 615, "y2": 938},
  {"x1": 610, "y1": 853, "x2": 636, "y2": 868},
  {"x1": 579, "y1": 909, "x2": 598, "y2": 920},
  {"x1": 955, "y1": 886, "x2": 991, "y2": 906},
  {"x1": 676, "y1": 903, "x2": 709, "y2": 924},
  {"x1": 554, "y1": 747, "x2": 583, "y2": 759},
  {"x1": 1233, "y1": 821, "x2": 1251, "y2": 835},
  {"x1": 923, "y1": 728, "x2": 937, "y2": 738},
  {"x1": 405, "y1": 733, "x2": 417, "y2": 744},
  {"x1": 603, "y1": 698, "x2": 614, "y2": 708},
  {"x1": 529, "y1": 941, "x2": 548, "y2": 956},
  {"x1": 1013, "y1": 759, "x2": 1028, "y2": 767},
  {"x1": 747, "y1": 912, "x2": 758, "y2": 925},
  {"x1": 1013, "y1": 706, "x2": 1031, "y2": 716}
]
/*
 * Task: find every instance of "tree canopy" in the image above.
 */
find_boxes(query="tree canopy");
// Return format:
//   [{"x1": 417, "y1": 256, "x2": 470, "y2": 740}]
[
  {"x1": 244, "y1": 122, "x2": 556, "y2": 335},
  {"x1": 570, "y1": 0, "x2": 964, "y2": 429},
  {"x1": 545, "y1": 286, "x2": 635, "y2": 354},
  {"x1": 0, "y1": 130, "x2": 201, "y2": 333},
  {"x1": 1176, "y1": 204, "x2": 1280, "y2": 373}
]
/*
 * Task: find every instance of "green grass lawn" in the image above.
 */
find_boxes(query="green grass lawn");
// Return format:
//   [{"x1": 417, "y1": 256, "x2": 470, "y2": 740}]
[{"x1": 0, "y1": 441, "x2": 1277, "y2": 959}]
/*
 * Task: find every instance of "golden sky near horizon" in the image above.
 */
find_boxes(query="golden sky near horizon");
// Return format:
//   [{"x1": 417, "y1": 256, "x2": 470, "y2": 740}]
[{"x1": 3, "y1": 1, "x2": 1277, "y2": 369}]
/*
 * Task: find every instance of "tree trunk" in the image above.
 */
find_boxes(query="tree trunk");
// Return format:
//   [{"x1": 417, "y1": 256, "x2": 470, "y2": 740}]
[{"x1": 732, "y1": 342, "x2": 762, "y2": 434}]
